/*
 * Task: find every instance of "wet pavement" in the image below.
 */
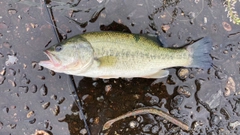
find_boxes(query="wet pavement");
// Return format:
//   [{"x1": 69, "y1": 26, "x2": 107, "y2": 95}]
[{"x1": 0, "y1": 0, "x2": 240, "y2": 134}]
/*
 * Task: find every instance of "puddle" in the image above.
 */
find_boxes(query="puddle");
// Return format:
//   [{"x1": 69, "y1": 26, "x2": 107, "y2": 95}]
[{"x1": 0, "y1": 0, "x2": 240, "y2": 135}]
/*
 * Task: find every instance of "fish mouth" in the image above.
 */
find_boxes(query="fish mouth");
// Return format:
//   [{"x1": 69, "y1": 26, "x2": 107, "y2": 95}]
[{"x1": 39, "y1": 50, "x2": 61, "y2": 68}]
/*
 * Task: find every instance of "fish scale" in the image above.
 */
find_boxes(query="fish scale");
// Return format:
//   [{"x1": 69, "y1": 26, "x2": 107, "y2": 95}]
[{"x1": 39, "y1": 31, "x2": 212, "y2": 78}]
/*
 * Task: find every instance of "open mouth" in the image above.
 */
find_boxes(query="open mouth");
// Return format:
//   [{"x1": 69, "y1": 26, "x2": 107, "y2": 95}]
[{"x1": 39, "y1": 50, "x2": 61, "y2": 67}]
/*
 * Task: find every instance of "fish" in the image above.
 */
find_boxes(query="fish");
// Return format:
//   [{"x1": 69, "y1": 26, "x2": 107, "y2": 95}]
[{"x1": 39, "y1": 31, "x2": 212, "y2": 79}]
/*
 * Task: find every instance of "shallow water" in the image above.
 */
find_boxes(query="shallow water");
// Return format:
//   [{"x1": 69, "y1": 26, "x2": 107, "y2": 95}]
[{"x1": 0, "y1": 0, "x2": 240, "y2": 134}]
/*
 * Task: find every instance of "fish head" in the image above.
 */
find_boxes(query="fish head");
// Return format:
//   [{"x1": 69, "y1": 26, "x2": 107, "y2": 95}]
[{"x1": 39, "y1": 36, "x2": 94, "y2": 73}]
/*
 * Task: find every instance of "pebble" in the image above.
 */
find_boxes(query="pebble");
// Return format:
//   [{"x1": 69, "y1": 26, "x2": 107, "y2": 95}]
[
  {"x1": 0, "y1": 75, "x2": 5, "y2": 85},
  {"x1": 0, "y1": 121, "x2": 3, "y2": 129},
  {"x1": 19, "y1": 86, "x2": 28, "y2": 93},
  {"x1": 2, "y1": 107, "x2": 9, "y2": 113},
  {"x1": 27, "y1": 111, "x2": 34, "y2": 118},
  {"x1": 40, "y1": 84, "x2": 48, "y2": 96},
  {"x1": 29, "y1": 118, "x2": 36, "y2": 124},
  {"x1": 50, "y1": 105, "x2": 60, "y2": 116},
  {"x1": 7, "y1": 68, "x2": 16, "y2": 76},
  {"x1": 7, "y1": 123, "x2": 16, "y2": 129},
  {"x1": 33, "y1": 130, "x2": 50, "y2": 135},
  {"x1": 57, "y1": 97, "x2": 65, "y2": 104},
  {"x1": 145, "y1": 93, "x2": 159, "y2": 105},
  {"x1": 171, "y1": 95, "x2": 184, "y2": 108},
  {"x1": 151, "y1": 125, "x2": 160, "y2": 134},
  {"x1": 178, "y1": 68, "x2": 189, "y2": 79},
  {"x1": 234, "y1": 101, "x2": 240, "y2": 116},
  {"x1": 8, "y1": 79, "x2": 16, "y2": 87},
  {"x1": 8, "y1": 9, "x2": 17, "y2": 15},
  {"x1": 177, "y1": 86, "x2": 191, "y2": 98},
  {"x1": 224, "y1": 77, "x2": 235, "y2": 96},
  {"x1": 142, "y1": 124, "x2": 152, "y2": 132},
  {"x1": 161, "y1": 25, "x2": 170, "y2": 32},
  {"x1": 80, "y1": 128, "x2": 87, "y2": 135},
  {"x1": 42, "y1": 102, "x2": 50, "y2": 109},
  {"x1": 129, "y1": 121, "x2": 138, "y2": 128},
  {"x1": 5, "y1": 55, "x2": 18, "y2": 66},
  {"x1": 30, "y1": 84, "x2": 37, "y2": 93},
  {"x1": 197, "y1": 81, "x2": 222, "y2": 109},
  {"x1": 215, "y1": 71, "x2": 227, "y2": 80},
  {"x1": 3, "y1": 42, "x2": 12, "y2": 48},
  {"x1": 105, "y1": 84, "x2": 112, "y2": 93},
  {"x1": 222, "y1": 22, "x2": 232, "y2": 31},
  {"x1": 229, "y1": 121, "x2": 240, "y2": 129}
]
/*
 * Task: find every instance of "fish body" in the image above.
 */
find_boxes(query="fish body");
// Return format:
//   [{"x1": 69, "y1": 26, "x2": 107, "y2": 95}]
[{"x1": 39, "y1": 31, "x2": 212, "y2": 78}]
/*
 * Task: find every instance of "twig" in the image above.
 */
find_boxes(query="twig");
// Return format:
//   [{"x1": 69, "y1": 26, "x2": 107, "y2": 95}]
[
  {"x1": 41, "y1": 0, "x2": 91, "y2": 134},
  {"x1": 103, "y1": 107, "x2": 190, "y2": 131}
]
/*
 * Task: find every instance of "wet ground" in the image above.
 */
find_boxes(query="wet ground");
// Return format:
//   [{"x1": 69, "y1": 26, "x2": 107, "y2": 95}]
[{"x1": 1, "y1": 0, "x2": 240, "y2": 134}]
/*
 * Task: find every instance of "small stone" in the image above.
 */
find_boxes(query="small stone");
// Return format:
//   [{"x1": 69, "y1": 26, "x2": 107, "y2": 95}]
[
  {"x1": 204, "y1": 17, "x2": 207, "y2": 23},
  {"x1": 42, "y1": 102, "x2": 50, "y2": 109},
  {"x1": 31, "y1": 61, "x2": 37, "y2": 68},
  {"x1": 50, "y1": 95, "x2": 57, "y2": 100},
  {"x1": 0, "y1": 75, "x2": 5, "y2": 85},
  {"x1": 7, "y1": 68, "x2": 16, "y2": 76},
  {"x1": 3, "y1": 42, "x2": 12, "y2": 48},
  {"x1": 105, "y1": 85, "x2": 112, "y2": 93},
  {"x1": 210, "y1": 114, "x2": 220, "y2": 125},
  {"x1": 142, "y1": 124, "x2": 152, "y2": 132},
  {"x1": 27, "y1": 111, "x2": 34, "y2": 118},
  {"x1": 215, "y1": 71, "x2": 227, "y2": 80},
  {"x1": 151, "y1": 125, "x2": 160, "y2": 134},
  {"x1": 49, "y1": 70, "x2": 55, "y2": 76},
  {"x1": 161, "y1": 25, "x2": 170, "y2": 32},
  {"x1": 21, "y1": 77, "x2": 30, "y2": 84},
  {"x1": 0, "y1": 68, "x2": 6, "y2": 75},
  {"x1": 0, "y1": 23, "x2": 8, "y2": 30},
  {"x1": 29, "y1": 118, "x2": 36, "y2": 124},
  {"x1": 145, "y1": 93, "x2": 159, "y2": 105},
  {"x1": 229, "y1": 121, "x2": 240, "y2": 129},
  {"x1": 50, "y1": 105, "x2": 60, "y2": 116},
  {"x1": 129, "y1": 121, "x2": 138, "y2": 128},
  {"x1": 0, "y1": 121, "x2": 3, "y2": 129},
  {"x1": 33, "y1": 130, "x2": 50, "y2": 135},
  {"x1": 178, "y1": 68, "x2": 189, "y2": 79},
  {"x1": 224, "y1": 77, "x2": 235, "y2": 96},
  {"x1": 197, "y1": 81, "x2": 223, "y2": 109},
  {"x1": 177, "y1": 86, "x2": 191, "y2": 97},
  {"x1": 222, "y1": 22, "x2": 232, "y2": 31},
  {"x1": 19, "y1": 86, "x2": 28, "y2": 93},
  {"x1": 8, "y1": 79, "x2": 16, "y2": 87},
  {"x1": 234, "y1": 101, "x2": 240, "y2": 116},
  {"x1": 8, "y1": 9, "x2": 17, "y2": 15},
  {"x1": 2, "y1": 107, "x2": 9, "y2": 113},
  {"x1": 40, "y1": 84, "x2": 47, "y2": 96},
  {"x1": 37, "y1": 75, "x2": 45, "y2": 80},
  {"x1": 80, "y1": 128, "x2": 87, "y2": 135},
  {"x1": 56, "y1": 97, "x2": 65, "y2": 104},
  {"x1": 7, "y1": 123, "x2": 16, "y2": 129},
  {"x1": 171, "y1": 95, "x2": 184, "y2": 108},
  {"x1": 44, "y1": 120, "x2": 49, "y2": 129},
  {"x1": 31, "y1": 84, "x2": 37, "y2": 93},
  {"x1": 5, "y1": 55, "x2": 18, "y2": 66}
]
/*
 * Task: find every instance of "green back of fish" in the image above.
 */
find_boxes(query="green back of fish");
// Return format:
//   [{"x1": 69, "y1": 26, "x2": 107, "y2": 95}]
[{"x1": 80, "y1": 31, "x2": 191, "y2": 70}]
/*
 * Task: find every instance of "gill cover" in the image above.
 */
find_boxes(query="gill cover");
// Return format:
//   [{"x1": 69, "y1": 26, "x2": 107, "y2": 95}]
[{"x1": 39, "y1": 35, "x2": 94, "y2": 73}]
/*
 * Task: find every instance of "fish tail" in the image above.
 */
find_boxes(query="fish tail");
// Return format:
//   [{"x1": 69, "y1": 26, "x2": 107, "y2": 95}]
[{"x1": 187, "y1": 37, "x2": 212, "y2": 69}]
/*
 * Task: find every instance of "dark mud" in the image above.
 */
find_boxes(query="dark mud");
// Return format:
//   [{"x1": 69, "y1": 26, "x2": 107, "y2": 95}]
[{"x1": 0, "y1": 0, "x2": 240, "y2": 135}]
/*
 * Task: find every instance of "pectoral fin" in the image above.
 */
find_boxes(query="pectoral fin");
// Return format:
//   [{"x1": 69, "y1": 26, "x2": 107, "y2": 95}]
[
  {"x1": 143, "y1": 70, "x2": 169, "y2": 78},
  {"x1": 97, "y1": 56, "x2": 117, "y2": 67}
]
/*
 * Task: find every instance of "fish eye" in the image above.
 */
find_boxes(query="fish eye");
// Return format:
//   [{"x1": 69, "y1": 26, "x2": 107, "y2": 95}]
[{"x1": 55, "y1": 45, "x2": 62, "y2": 52}]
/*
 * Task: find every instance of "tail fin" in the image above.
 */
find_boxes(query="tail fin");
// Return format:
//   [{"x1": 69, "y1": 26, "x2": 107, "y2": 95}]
[{"x1": 187, "y1": 37, "x2": 212, "y2": 69}]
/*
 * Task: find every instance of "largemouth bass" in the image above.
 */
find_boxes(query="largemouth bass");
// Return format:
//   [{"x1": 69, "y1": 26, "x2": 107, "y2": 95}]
[{"x1": 39, "y1": 31, "x2": 212, "y2": 78}]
